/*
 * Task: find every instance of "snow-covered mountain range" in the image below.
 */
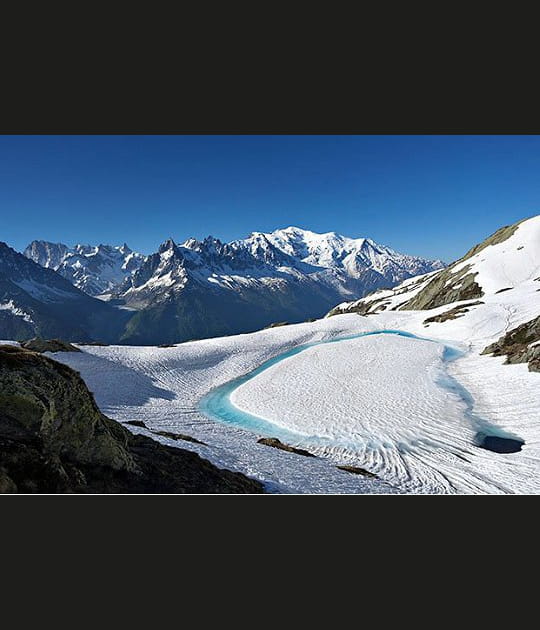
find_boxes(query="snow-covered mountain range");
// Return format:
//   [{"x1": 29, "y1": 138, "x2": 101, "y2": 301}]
[
  {"x1": 111, "y1": 227, "x2": 444, "y2": 343},
  {"x1": 3, "y1": 216, "x2": 539, "y2": 493},
  {"x1": 24, "y1": 241, "x2": 145, "y2": 296},
  {"x1": 252, "y1": 226, "x2": 445, "y2": 283},
  {"x1": 17, "y1": 228, "x2": 443, "y2": 344}
]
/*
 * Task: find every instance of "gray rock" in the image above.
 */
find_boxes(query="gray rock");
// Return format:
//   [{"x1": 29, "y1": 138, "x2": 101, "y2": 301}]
[
  {"x1": 257, "y1": 437, "x2": 314, "y2": 457},
  {"x1": 20, "y1": 338, "x2": 82, "y2": 353},
  {"x1": 481, "y1": 315, "x2": 540, "y2": 373},
  {"x1": 0, "y1": 345, "x2": 263, "y2": 493}
]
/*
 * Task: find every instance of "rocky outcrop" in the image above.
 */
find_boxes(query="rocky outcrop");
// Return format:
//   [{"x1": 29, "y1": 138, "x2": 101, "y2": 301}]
[
  {"x1": 399, "y1": 219, "x2": 530, "y2": 312},
  {"x1": 459, "y1": 219, "x2": 525, "y2": 261},
  {"x1": 327, "y1": 297, "x2": 385, "y2": 317},
  {"x1": 0, "y1": 345, "x2": 263, "y2": 493},
  {"x1": 264, "y1": 321, "x2": 289, "y2": 328},
  {"x1": 481, "y1": 316, "x2": 540, "y2": 372},
  {"x1": 20, "y1": 338, "x2": 82, "y2": 353},
  {"x1": 125, "y1": 420, "x2": 148, "y2": 428},
  {"x1": 400, "y1": 264, "x2": 483, "y2": 311},
  {"x1": 152, "y1": 430, "x2": 207, "y2": 445},
  {"x1": 423, "y1": 301, "x2": 484, "y2": 325},
  {"x1": 257, "y1": 437, "x2": 314, "y2": 457},
  {"x1": 336, "y1": 465, "x2": 378, "y2": 478}
]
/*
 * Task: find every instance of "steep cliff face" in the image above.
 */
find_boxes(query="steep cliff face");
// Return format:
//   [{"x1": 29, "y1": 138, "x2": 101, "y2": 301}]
[{"x1": 0, "y1": 345, "x2": 263, "y2": 494}]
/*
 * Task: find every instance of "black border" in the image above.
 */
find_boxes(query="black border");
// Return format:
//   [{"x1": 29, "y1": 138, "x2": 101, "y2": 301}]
[{"x1": 2, "y1": 78, "x2": 537, "y2": 569}]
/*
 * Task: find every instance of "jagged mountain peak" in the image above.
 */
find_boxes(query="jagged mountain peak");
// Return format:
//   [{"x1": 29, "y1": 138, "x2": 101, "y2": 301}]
[
  {"x1": 182, "y1": 237, "x2": 200, "y2": 249},
  {"x1": 24, "y1": 240, "x2": 146, "y2": 296},
  {"x1": 158, "y1": 238, "x2": 179, "y2": 254}
]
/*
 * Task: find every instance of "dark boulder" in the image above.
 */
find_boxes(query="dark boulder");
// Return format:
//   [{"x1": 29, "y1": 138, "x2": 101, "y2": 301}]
[
  {"x1": 257, "y1": 437, "x2": 314, "y2": 457},
  {"x1": 124, "y1": 420, "x2": 148, "y2": 428},
  {"x1": 152, "y1": 430, "x2": 207, "y2": 446},
  {"x1": 0, "y1": 345, "x2": 263, "y2": 493},
  {"x1": 336, "y1": 465, "x2": 378, "y2": 478}
]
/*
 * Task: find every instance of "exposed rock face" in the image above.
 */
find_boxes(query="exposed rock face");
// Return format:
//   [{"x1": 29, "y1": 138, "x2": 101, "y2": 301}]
[
  {"x1": 399, "y1": 219, "x2": 527, "y2": 311},
  {"x1": 20, "y1": 338, "x2": 82, "y2": 353},
  {"x1": 481, "y1": 316, "x2": 540, "y2": 372},
  {"x1": 400, "y1": 264, "x2": 483, "y2": 310},
  {"x1": 459, "y1": 220, "x2": 525, "y2": 261},
  {"x1": 0, "y1": 345, "x2": 263, "y2": 493},
  {"x1": 423, "y1": 301, "x2": 484, "y2": 325},
  {"x1": 257, "y1": 437, "x2": 314, "y2": 457},
  {"x1": 328, "y1": 294, "x2": 392, "y2": 317}
]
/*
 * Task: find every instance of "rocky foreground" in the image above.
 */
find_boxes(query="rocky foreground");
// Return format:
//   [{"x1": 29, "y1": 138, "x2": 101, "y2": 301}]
[{"x1": 0, "y1": 345, "x2": 263, "y2": 494}]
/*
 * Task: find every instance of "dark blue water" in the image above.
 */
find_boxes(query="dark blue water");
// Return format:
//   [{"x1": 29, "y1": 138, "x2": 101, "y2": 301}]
[{"x1": 199, "y1": 329, "x2": 524, "y2": 452}]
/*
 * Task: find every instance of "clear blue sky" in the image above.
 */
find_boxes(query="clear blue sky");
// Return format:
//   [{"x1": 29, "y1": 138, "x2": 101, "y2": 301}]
[{"x1": 1, "y1": 135, "x2": 539, "y2": 262}]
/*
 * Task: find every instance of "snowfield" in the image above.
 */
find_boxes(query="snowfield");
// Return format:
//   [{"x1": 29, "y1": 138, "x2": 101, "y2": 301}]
[
  {"x1": 48, "y1": 298, "x2": 539, "y2": 494},
  {"x1": 34, "y1": 215, "x2": 540, "y2": 494},
  {"x1": 52, "y1": 316, "x2": 399, "y2": 494}
]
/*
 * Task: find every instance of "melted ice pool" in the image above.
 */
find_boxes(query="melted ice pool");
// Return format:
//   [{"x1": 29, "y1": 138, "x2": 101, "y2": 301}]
[{"x1": 199, "y1": 330, "x2": 525, "y2": 493}]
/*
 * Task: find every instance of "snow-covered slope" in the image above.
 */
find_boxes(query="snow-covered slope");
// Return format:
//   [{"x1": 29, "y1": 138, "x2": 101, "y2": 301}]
[
  {"x1": 329, "y1": 215, "x2": 540, "y2": 317},
  {"x1": 50, "y1": 297, "x2": 540, "y2": 494},
  {"x1": 51, "y1": 315, "x2": 398, "y2": 494},
  {"x1": 24, "y1": 241, "x2": 145, "y2": 296},
  {"x1": 442, "y1": 215, "x2": 540, "y2": 295}
]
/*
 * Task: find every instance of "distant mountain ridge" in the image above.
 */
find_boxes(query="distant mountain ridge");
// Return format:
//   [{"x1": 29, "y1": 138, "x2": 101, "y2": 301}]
[
  {"x1": 249, "y1": 226, "x2": 445, "y2": 282},
  {"x1": 24, "y1": 241, "x2": 145, "y2": 296},
  {"x1": 110, "y1": 227, "x2": 444, "y2": 344}
]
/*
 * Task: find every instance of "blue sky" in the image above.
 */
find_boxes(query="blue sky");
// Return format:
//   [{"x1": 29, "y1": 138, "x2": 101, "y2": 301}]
[{"x1": 1, "y1": 135, "x2": 539, "y2": 262}]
